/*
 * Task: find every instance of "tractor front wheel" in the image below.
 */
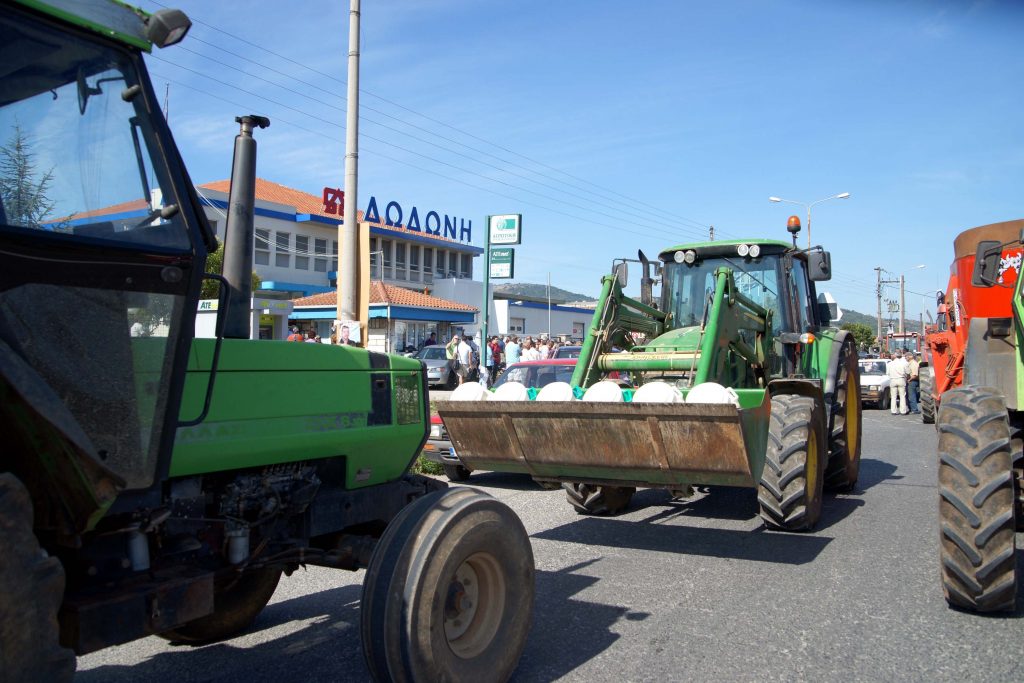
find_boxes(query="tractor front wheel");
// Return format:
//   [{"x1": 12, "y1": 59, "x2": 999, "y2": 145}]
[
  {"x1": 825, "y1": 338, "x2": 862, "y2": 492},
  {"x1": 361, "y1": 488, "x2": 534, "y2": 683},
  {"x1": 159, "y1": 567, "x2": 283, "y2": 643},
  {"x1": 758, "y1": 394, "x2": 826, "y2": 532},
  {"x1": 0, "y1": 473, "x2": 75, "y2": 683},
  {"x1": 563, "y1": 483, "x2": 635, "y2": 516},
  {"x1": 938, "y1": 385, "x2": 1017, "y2": 612},
  {"x1": 920, "y1": 365, "x2": 936, "y2": 424}
]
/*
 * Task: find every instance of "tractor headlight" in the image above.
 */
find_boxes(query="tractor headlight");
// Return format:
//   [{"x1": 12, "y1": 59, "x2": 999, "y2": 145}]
[
  {"x1": 748, "y1": 244, "x2": 761, "y2": 258},
  {"x1": 737, "y1": 244, "x2": 750, "y2": 257},
  {"x1": 684, "y1": 250, "x2": 696, "y2": 264},
  {"x1": 674, "y1": 250, "x2": 685, "y2": 263}
]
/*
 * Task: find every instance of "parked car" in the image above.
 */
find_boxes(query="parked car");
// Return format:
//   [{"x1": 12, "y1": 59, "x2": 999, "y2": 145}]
[
  {"x1": 413, "y1": 344, "x2": 456, "y2": 389},
  {"x1": 858, "y1": 358, "x2": 891, "y2": 409},
  {"x1": 493, "y1": 358, "x2": 578, "y2": 389},
  {"x1": 552, "y1": 345, "x2": 582, "y2": 359},
  {"x1": 420, "y1": 414, "x2": 470, "y2": 481}
]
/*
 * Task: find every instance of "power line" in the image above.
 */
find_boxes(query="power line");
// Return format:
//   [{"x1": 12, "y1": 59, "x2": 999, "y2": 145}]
[{"x1": 145, "y1": 0, "x2": 722, "y2": 237}]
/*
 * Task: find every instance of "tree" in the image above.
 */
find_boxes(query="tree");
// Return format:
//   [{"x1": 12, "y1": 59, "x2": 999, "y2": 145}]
[
  {"x1": 201, "y1": 239, "x2": 262, "y2": 299},
  {"x1": 0, "y1": 124, "x2": 57, "y2": 228},
  {"x1": 841, "y1": 322, "x2": 876, "y2": 350}
]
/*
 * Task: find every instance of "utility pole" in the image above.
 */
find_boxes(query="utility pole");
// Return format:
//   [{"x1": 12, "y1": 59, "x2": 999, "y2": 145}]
[
  {"x1": 899, "y1": 274, "x2": 906, "y2": 334},
  {"x1": 338, "y1": 0, "x2": 361, "y2": 330},
  {"x1": 875, "y1": 267, "x2": 901, "y2": 346},
  {"x1": 709, "y1": 225, "x2": 714, "y2": 241}
]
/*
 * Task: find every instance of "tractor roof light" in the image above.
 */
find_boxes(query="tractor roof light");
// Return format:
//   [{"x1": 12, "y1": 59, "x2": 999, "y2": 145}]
[
  {"x1": 673, "y1": 250, "x2": 685, "y2": 263},
  {"x1": 145, "y1": 9, "x2": 192, "y2": 48},
  {"x1": 748, "y1": 244, "x2": 761, "y2": 258},
  {"x1": 737, "y1": 244, "x2": 750, "y2": 257},
  {"x1": 684, "y1": 250, "x2": 697, "y2": 264}
]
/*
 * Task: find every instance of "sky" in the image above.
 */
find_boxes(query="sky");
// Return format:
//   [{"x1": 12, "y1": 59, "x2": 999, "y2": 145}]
[{"x1": 138, "y1": 0, "x2": 1024, "y2": 321}]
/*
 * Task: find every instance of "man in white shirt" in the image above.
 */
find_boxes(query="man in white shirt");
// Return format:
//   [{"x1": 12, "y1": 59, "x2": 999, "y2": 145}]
[
  {"x1": 887, "y1": 354, "x2": 910, "y2": 415},
  {"x1": 456, "y1": 337, "x2": 473, "y2": 385},
  {"x1": 521, "y1": 339, "x2": 541, "y2": 361}
]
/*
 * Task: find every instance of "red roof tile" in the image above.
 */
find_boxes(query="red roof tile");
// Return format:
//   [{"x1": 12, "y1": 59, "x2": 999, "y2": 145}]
[{"x1": 292, "y1": 283, "x2": 476, "y2": 312}]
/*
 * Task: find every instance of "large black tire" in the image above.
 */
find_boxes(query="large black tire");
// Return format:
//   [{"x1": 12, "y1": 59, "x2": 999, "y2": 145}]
[
  {"x1": 361, "y1": 488, "x2": 534, "y2": 683},
  {"x1": 879, "y1": 388, "x2": 891, "y2": 411},
  {"x1": 0, "y1": 473, "x2": 75, "y2": 683},
  {"x1": 159, "y1": 567, "x2": 283, "y2": 643},
  {"x1": 758, "y1": 394, "x2": 826, "y2": 532},
  {"x1": 920, "y1": 366, "x2": 936, "y2": 424},
  {"x1": 443, "y1": 463, "x2": 473, "y2": 482},
  {"x1": 938, "y1": 386, "x2": 1017, "y2": 612},
  {"x1": 825, "y1": 338, "x2": 862, "y2": 491},
  {"x1": 563, "y1": 483, "x2": 635, "y2": 516}
]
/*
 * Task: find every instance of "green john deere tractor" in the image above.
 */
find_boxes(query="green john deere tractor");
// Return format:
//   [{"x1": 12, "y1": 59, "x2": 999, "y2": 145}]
[
  {"x1": 440, "y1": 223, "x2": 862, "y2": 531},
  {"x1": 0, "y1": 2, "x2": 532, "y2": 681}
]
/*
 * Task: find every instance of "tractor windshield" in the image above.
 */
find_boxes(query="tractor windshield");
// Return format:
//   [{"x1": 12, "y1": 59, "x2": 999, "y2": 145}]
[
  {"x1": 663, "y1": 254, "x2": 783, "y2": 334},
  {"x1": 0, "y1": 8, "x2": 190, "y2": 250}
]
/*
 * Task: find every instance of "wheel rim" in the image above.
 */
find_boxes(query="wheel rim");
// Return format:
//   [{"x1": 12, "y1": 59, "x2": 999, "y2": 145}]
[
  {"x1": 845, "y1": 369, "x2": 859, "y2": 459},
  {"x1": 444, "y1": 551, "x2": 506, "y2": 659}
]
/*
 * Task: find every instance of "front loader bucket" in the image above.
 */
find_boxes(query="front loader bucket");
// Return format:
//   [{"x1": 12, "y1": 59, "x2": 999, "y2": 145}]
[{"x1": 437, "y1": 390, "x2": 770, "y2": 489}]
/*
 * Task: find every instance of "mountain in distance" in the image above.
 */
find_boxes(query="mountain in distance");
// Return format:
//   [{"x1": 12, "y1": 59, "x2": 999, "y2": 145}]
[{"x1": 493, "y1": 282, "x2": 595, "y2": 303}]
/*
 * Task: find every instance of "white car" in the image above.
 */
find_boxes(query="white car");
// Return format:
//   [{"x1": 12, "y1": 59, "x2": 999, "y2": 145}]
[{"x1": 858, "y1": 359, "x2": 891, "y2": 409}]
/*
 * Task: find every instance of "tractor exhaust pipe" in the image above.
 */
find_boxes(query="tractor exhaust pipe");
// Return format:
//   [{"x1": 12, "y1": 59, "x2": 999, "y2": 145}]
[{"x1": 221, "y1": 114, "x2": 270, "y2": 339}]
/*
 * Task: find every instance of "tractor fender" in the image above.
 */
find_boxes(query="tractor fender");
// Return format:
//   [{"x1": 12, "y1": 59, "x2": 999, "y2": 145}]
[{"x1": 818, "y1": 330, "x2": 855, "y2": 407}]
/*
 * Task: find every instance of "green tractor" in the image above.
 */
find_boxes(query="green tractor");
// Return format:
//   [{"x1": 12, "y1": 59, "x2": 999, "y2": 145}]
[
  {"x1": 440, "y1": 221, "x2": 862, "y2": 531},
  {"x1": 0, "y1": 2, "x2": 532, "y2": 680}
]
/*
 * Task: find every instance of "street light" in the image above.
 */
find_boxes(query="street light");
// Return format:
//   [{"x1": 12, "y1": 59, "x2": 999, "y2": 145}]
[{"x1": 769, "y1": 192, "x2": 850, "y2": 250}]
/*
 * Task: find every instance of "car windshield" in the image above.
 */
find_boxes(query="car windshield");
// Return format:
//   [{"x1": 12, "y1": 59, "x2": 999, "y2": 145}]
[
  {"x1": 859, "y1": 361, "x2": 887, "y2": 375},
  {"x1": 0, "y1": 10, "x2": 190, "y2": 250},
  {"x1": 554, "y1": 346, "x2": 581, "y2": 358},
  {"x1": 494, "y1": 363, "x2": 576, "y2": 389},
  {"x1": 417, "y1": 346, "x2": 447, "y2": 360}
]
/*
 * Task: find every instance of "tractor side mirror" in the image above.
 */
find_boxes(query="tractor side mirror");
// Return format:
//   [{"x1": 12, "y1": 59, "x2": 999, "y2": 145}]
[
  {"x1": 972, "y1": 240, "x2": 1001, "y2": 287},
  {"x1": 807, "y1": 250, "x2": 832, "y2": 281},
  {"x1": 613, "y1": 261, "x2": 628, "y2": 288}
]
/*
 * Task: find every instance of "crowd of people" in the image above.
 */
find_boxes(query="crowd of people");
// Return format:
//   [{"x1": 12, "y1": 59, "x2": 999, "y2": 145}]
[
  {"x1": 437, "y1": 333, "x2": 570, "y2": 388},
  {"x1": 881, "y1": 350, "x2": 922, "y2": 415}
]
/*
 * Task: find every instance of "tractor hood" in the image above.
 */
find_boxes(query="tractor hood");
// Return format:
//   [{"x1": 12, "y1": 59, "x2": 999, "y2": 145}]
[{"x1": 641, "y1": 326, "x2": 703, "y2": 353}]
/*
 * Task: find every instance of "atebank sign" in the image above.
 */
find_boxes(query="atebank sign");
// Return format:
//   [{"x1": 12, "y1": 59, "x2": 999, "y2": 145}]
[{"x1": 322, "y1": 188, "x2": 474, "y2": 244}]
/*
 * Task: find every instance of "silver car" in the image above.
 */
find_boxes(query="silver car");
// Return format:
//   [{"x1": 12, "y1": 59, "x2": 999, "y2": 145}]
[{"x1": 414, "y1": 344, "x2": 457, "y2": 389}]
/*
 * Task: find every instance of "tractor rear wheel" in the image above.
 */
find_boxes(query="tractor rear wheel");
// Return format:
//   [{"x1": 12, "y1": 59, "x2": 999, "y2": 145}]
[
  {"x1": 825, "y1": 338, "x2": 862, "y2": 491},
  {"x1": 920, "y1": 366, "x2": 936, "y2": 424},
  {"x1": 938, "y1": 386, "x2": 1017, "y2": 612},
  {"x1": 563, "y1": 483, "x2": 635, "y2": 516},
  {"x1": 758, "y1": 394, "x2": 826, "y2": 532},
  {"x1": 0, "y1": 473, "x2": 75, "y2": 683},
  {"x1": 443, "y1": 463, "x2": 473, "y2": 482},
  {"x1": 361, "y1": 488, "x2": 533, "y2": 683},
  {"x1": 159, "y1": 567, "x2": 283, "y2": 643}
]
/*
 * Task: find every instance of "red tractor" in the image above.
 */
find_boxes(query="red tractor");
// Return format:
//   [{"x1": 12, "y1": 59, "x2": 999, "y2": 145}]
[{"x1": 922, "y1": 219, "x2": 1024, "y2": 425}]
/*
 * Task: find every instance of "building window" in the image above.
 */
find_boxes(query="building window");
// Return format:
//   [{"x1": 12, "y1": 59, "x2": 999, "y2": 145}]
[
  {"x1": 460, "y1": 253, "x2": 471, "y2": 278},
  {"x1": 382, "y1": 239, "x2": 393, "y2": 278},
  {"x1": 370, "y1": 237, "x2": 381, "y2": 278},
  {"x1": 395, "y1": 243, "x2": 406, "y2": 280},
  {"x1": 295, "y1": 235, "x2": 309, "y2": 270},
  {"x1": 255, "y1": 228, "x2": 270, "y2": 265},
  {"x1": 423, "y1": 247, "x2": 433, "y2": 283},
  {"x1": 510, "y1": 317, "x2": 525, "y2": 334},
  {"x1": 437, "y1": 250, "x2": 446, "y2": 277},
  {"x1": 314, "y1": 238, "x2": 328, "y2": 272},
  {"x1": 276, "y1": 232, "x2": 290, "y2": 268},
  {"x1": 410, "y1": 245, "x2": 420, "y2": 279},
  {"x1": 331, "y1": 240, "x2": 338, "y2": 272}
]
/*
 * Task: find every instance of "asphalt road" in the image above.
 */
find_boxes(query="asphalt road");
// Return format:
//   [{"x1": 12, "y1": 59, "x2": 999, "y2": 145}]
[{"x1": 78, "y1": 409, "x2": 1024, "y2": 681}]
